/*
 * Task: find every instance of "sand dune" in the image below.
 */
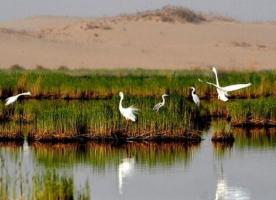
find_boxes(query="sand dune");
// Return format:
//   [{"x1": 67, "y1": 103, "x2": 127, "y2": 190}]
[{"x1": 0, "y1": 6, "x2": 275, "y2": 70}]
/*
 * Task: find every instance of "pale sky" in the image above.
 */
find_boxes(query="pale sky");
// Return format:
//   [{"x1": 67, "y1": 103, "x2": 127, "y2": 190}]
[{"x1": 0, "y1": 0, "x2": 276, "y2": 22}]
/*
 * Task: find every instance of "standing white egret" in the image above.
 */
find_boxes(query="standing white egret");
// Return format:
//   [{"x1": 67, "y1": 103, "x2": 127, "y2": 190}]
[
  {"x1": 5, "y1": 92, "x2": 31, "y2": 106},
  {"x1": 119, "y1": 92, "x2": 139, "y2": 122},
  {"x1": 153, "y1": 94, "x2": 169, "y2": 112},
  {"x1": 199, "y1": 67, "x2": 251, "y2": 102},
  {"x1": 118, "y1": 158, "x2": 135, "y2": 194},
  {"x1": 190, "y1": 87, "x2": 200, "y2": 106}
]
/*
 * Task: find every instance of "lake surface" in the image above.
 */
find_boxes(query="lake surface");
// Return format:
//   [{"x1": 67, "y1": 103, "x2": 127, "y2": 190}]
[
  {"x1": 0, "y1": 128, "x2": 275, "y2": 200},
  {"x1": 1, "y1": 0, "x2": 276, "y2": 22}
]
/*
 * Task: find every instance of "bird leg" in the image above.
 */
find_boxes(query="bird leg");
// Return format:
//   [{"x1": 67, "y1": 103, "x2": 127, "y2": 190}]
[{"x1": 125, "y1": 120, "x2": 130, "y2": 132}]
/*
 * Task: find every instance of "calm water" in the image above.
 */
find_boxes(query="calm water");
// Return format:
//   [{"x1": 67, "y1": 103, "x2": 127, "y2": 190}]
[
  {"x1": 0, "y1": 128, "x2": 276, "y2": 200},
  {"x1": 1, "y1": 0, "x2": 276, "y2": 22}
]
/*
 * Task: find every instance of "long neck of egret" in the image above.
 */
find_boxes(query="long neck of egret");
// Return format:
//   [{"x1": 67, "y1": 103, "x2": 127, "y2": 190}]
[
  {"x1": 119, "y1": 94, "x2": 124, "y2": 109},
  {"x1": 17, "y1": 92, "x2": 30, "y2": 97},
  {"x1": 161, "y1": 95, "x2": 166, "y2": 104},
  {"x1": 213, "y1": 68, "x2": 220, "y2": 87},
  {"x1": 192, "y1": 88, "x2": 195, "y2": 94}
]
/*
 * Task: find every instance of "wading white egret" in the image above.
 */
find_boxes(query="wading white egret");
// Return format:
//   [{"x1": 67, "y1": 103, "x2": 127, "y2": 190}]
[
  {"x1": 119, "y1": 92, "x2": 139, "y2": 122},
  {"x1": 118, "y1": 158, "x2": 135, "y2": 194},
  {"x1": 5, "y1": 92, "x2": 31, "y2": 106},
  {"x1": 153, "y1": 94, "x2": 168, "y2": 112},
  {"x1": 199, "y1": 67, "x2": 251, "y2": 102},
  {"x1": 190, "y1": 87, "x2": 200, "y2": 106}
]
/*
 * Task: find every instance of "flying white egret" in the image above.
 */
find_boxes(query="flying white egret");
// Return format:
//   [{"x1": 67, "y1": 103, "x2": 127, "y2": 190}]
[
  {"x1": 5, "y1": 92, "x2": 31, "y2": 106},
  {"x1": 153, "y1": 94, "x2": 168, "y2": 112},
  {"x1": 119, "y1": 92, "x2": 139, "y2": 122},
  {"x1": 199, "y1": 67, "x2": 251, "y2": 102},
  {"x1": 118, "y1": 158, "x2": 135, "y2": 194},
  {"x1": 190, "y1": 87, "x2": 200, "y2": 106}
]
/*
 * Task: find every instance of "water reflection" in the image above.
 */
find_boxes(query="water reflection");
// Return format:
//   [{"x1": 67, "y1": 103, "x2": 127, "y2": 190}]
[
  {"x1": 215, "y1": 178, "x2": 250, "y2": 200},
  {"x1": 31, "y1": 142, "x2": 198, "y2": 169},
  {"x1": 215, "y1": 166, "x2": 250, "y2": 200},
  {"x1": 118, "y1": 157, "x2": 135, "y2": 194},
  {"x1": 233, "y1": 128, "x2": 276, "y2": 149},
  {"x1": 0, "y1": 142, "x2": 199, "y2": 199},
  {"x1": 1, "y1": 127, "x2": 276, "y2": 199}
]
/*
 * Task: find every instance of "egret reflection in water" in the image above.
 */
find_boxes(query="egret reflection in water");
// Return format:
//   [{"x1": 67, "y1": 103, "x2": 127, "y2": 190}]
[
  {"x1": 118, "y1": 157, "x2": 135, "y2": 194},
  {"x1": 215, "y1": 165, "x2": 250, "y2": 200}
]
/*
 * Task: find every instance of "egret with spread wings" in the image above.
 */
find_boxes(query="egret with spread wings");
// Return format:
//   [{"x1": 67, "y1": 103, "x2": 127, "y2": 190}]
[
  {"x1": 198, "y1": 67, "x2": 251, "y2": 102},
  {"x1": 119, "y1": 92, "x2": 139, "y2": 122}
]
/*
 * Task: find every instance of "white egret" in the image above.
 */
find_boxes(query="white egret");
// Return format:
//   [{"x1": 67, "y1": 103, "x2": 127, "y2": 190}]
[
  {"x1": 199, "y1": 67, "x2": 251, "y2": 102},
  {"x1": 153, "y1": 94, "x2": 168, "y2": 112},
  {"x1": 5, "y1": 92, "x2": 31, "y2": 106},
  {"x1": 118, "y1": 158, "x2": 135, "y2": 194},
  {"x1": 190, "y1": 87, "x2": 200, "y2": 106},
  {"x1": 119, "y1": 92, "x2": 139, "y2": 122}
]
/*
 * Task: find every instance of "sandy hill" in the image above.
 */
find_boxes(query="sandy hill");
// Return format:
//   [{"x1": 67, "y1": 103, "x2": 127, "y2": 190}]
[{"x1": 0, "y1": 6, "x2": 275, "y2": 70}]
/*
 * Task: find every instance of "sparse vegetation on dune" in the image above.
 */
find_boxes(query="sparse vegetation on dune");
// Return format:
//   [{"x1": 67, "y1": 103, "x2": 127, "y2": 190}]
[{"x1": 132, "y1": 5, "x2": 206, "y2": 23}]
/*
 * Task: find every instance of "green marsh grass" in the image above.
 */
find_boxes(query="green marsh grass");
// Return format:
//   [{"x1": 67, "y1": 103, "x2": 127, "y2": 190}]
[
  {"x1": 0, "y1": 96, "x2": 274, "y2": 140},
  {"x1": 0, "y1": 68, "x2": 274, "y2": 141},
  {"x1": 23, "y1": 97, "x2": 210, "y2": 139},
  {"x1": 206, "y1": 97, "x2": 276, "y2": 122},
  {"x1": 0, "y1": 68, "x2": 274, "y2": 99}
]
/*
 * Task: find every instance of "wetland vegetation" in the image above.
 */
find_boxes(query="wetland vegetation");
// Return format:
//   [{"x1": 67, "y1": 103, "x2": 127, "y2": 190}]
[{"x1": 0, "y1": 68, "x2": 274, "y2": 142}]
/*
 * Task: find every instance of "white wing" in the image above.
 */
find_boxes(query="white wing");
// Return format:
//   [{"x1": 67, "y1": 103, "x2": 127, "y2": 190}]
[
  {"x1": 198, "y1": 79, "x2": 228, "y2": 93},
  {"x1": 5, "y1": 96, "x2": 17, "y2": 106},
  {"x1": 222, "y1": 83, "x2": 251, "y2": 92},
  {"x1": 153, "y1": 102, "x2": 162, "y2": 111},
  {"x1": 193, "y1": 94, "x2": 200, "y2": 106},
  {"x1": 125, "y1": 106, "x2": 139, "y2": 122}
]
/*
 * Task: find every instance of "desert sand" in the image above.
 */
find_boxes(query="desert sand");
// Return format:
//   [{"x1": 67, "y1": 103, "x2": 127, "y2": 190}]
[{"x1": 0, "y1": 7, "x2": 275, "y2": 70}]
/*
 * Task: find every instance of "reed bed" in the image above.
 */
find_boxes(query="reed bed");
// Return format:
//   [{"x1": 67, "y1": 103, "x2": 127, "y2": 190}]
[
  {"x1": 210, "y1": 120, "x2": 235, "y2": 143},
  {"x1": 0, "y1": 96, "x2": 274, "y2": 141},
  {"x1": 0, "y1": 68, "x2": 274, "y2": 99},
  {"x1": 20, "y1": 98, "x2": 208, "y2": 141},
  {"x1": 206, "y1": 97, "x2": 276, "y2": 125},
  {"x1": 0, "y1": 68, "x2": 274, "y2": 141}
]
